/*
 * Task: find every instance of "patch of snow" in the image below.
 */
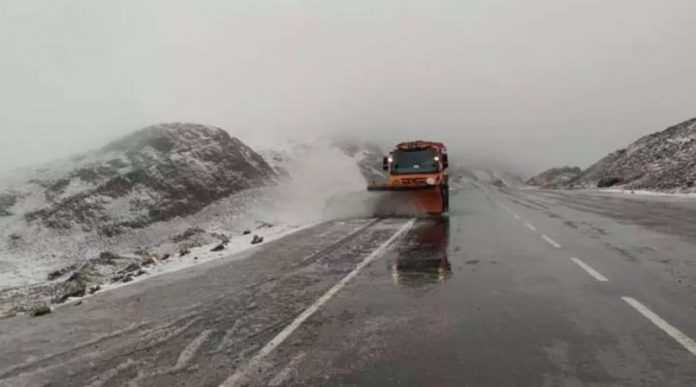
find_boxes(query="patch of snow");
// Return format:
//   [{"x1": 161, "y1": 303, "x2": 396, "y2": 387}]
[
  {"x1": 67, "y1": 222, "x2": 317, "y2": 303},
  {"x1": 583, "y1": 188, "x2": 696, "y2": 198}
]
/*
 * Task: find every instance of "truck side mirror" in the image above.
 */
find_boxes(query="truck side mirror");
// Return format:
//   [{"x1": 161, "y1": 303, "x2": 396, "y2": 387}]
[
  {"x1": 382, "y1": 156, "x2": 389, "y2": 171},
  {"x1": 442, "y1": 154, "x2": 449, "y2": 169}
]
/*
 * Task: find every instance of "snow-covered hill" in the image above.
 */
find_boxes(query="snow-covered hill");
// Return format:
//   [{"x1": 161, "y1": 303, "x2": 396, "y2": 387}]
[
  {"x1": 0, "y1": 125, "x2": 386, "y2": 316},
  {"x1": 2, "y1": 123, "x2": 275, "y2": 236},
  {"x1": 570, "y1": 118, "x2": 696, "y2": 192},
  {"x1": 528, "y1": 118, "x2": 696, "y2": 193}
]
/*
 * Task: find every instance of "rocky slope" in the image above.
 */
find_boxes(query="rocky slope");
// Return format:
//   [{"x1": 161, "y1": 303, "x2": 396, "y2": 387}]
[
  {"x1": 526, "y1": 167, "x2": 583, "y2": 189},
  {"x1": 0, "y1": 123, "x2": 276, "y2": 292},
  {"x1": 527, "y1": 117, "x2": 696, "y2": 193},
  {"x1": 15, "y1": 123, "x2": 275, "y2": 237},
  {"x1": 569, "y1": 117, "x2": 696, "y2": 192}
]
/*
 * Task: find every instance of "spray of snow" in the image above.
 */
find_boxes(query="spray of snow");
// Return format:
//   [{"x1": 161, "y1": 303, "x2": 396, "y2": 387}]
[{"x1": 252, "y1": 139, "x2": 378, "y2": 224}]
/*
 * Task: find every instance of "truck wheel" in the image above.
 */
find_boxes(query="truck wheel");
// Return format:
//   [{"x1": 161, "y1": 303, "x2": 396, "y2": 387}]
[{"x1": 442, "y1": 184, "x2": 449, "y2": 213}]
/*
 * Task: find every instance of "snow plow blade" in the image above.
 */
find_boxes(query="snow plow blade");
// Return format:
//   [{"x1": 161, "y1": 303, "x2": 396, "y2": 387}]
[
  {"x1": 367, "y1": 184, "x2": 445, "y2": 216},
  {"x1": 368, "y1": 140, "x2": 450, "y2": 217}
]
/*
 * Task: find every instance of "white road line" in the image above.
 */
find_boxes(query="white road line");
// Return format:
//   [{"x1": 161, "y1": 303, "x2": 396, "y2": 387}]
[
  {"x1": 220, "y1": 219, "x2": 416, "y2": 387},
  {"x1": 495, "y1": 201, "x2": 521, "y2": 219},
  {"x1": 174, "y1": 329, "x2": 212, "y2": 370},
  {"x1": 541, "y1": 234, "x2": 563, "y2": 248},
  {"x1": 570, "y1": 258, "x2": 609, "y2": 282},
  {"x1": 622, "y1": 297, "x2": 696, "y2": 357},
  {"x1": 524, "y1": 222, "x2": 537, "y2": 232}
]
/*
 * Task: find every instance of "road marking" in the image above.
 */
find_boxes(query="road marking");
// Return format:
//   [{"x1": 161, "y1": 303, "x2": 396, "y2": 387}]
[
  {"x1": 220, "y1": 219, "x2": 416, "y2": 387},
  {"x1": 495, "y1": 201, "x2": 521, "y2": 219},
  {"x1": 524, "y1": 222, "x2": 537, "y2": 232},
  {"x1": 622, "y1": 297, "x2": 696, "y2": 357},
  {"x1": 174, "y1": 329, "x2": 212, "y2": 370},
  {"x1": 541, "y1": 234, "x2": 562, "y2": 248},
  {"x1": 570, "y1": 258, "x2": 609, "y2": 282},
  {"x1": 268, "y1": 351, "x2": 306, "y2": 386}
]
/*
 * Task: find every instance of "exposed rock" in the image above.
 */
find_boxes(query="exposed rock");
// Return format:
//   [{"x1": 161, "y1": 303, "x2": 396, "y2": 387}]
[
  {"x1": 211, "y1": 233, "x2": 230, "y2": 245},
  {"x1": 54, "y1": 279, "x2": 86, "y2": 303},
  {"x1": 0, "y1": 193, "x2": 17, "y2": 216},
  {"x1": 210, "y1": 243, "x2": 225, "y2": 252},
  {"x1": 88, "y1": 285, "x2": 101, "y2": 294},
  {"x1": 140, "y1": 256, "x2": 157, "y2": 267},
  {"x1": 526, "y1": 167, "x2": 583, "y2": 189},
  {"x1": 597, "y1": 176, "x2": 623, "y2": 188},
  {"x1": 29, "y1": 305, "x2": 51, "y2": 317},
  {"x1": 171, "y1": 227, "x2": 206, "y2": 243},
  {"x1": 47, "y1": 264, "x2": 78, "y2": 281},
  {"x1": 251, "y1": 235, "x2": 264, "y2": 245}
]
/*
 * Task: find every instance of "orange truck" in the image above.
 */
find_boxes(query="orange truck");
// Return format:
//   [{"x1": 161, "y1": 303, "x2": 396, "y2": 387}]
[{"x1": 367, "y1": 141, "x2": 450, "y2": 215}]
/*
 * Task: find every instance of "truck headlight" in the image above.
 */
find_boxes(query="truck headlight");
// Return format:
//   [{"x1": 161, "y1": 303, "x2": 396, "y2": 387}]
[{"x1": 426, "y1": 177, "x2": 436, "y2": 185}]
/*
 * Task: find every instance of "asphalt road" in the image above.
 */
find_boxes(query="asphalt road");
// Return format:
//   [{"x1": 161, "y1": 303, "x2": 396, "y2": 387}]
[{"x1": 1, "y1": 182, "x2": 696, "y2": 386}]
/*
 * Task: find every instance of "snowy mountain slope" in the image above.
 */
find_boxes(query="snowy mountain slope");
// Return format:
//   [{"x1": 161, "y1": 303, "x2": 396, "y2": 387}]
[
  {"x1": 0, "y1": 123, "x2": 275, "y2": 287},
  {"x1": 561, "y1": 117, "x2": 696, "y2": 193},
  {"x1": 16, "y1": 123, "x2": 275, "y2": 236}
]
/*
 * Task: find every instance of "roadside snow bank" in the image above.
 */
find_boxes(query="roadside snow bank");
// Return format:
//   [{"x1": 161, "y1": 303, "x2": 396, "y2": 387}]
[{"x1": 578, "y1": 188, "x2": 696, "y2": 199}]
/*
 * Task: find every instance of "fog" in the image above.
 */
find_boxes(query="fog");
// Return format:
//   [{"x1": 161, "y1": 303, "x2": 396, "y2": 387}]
[{"x1": 1, "y1": 0, "x2": 695, "y2": 176}]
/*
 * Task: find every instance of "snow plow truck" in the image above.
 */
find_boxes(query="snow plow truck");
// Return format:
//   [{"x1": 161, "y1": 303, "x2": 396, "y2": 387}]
[{"x1": 367, "y1": 141, "x2": 449, "y2": 215}]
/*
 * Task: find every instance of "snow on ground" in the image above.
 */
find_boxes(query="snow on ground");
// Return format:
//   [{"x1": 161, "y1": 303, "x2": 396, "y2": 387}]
[
  {"x1": 520, "y1": 185, "x2": 696, "y2": 200},
  {"x1": 581, "y1": 188, "x2": 696, "y2": 199},
  {"x1": 0, "y1": 135, "x2": 382, "y2": 314},
  {"x1": 95, "y1": 222, "x2": 317, "y2": 297}
]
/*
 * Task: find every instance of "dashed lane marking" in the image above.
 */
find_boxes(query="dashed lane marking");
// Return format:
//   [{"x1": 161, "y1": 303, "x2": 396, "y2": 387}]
[
  {"x1": 220, "y1": 219, "x2": 417, "y2": 387},
  {"x1": 541, "y1": 234, "x2": 563, "y2": 249},
  {"x1": 622, "y1": 297, "x2": 696, "y2": 358},
  {"x1": 570, "y1": 257, "x2": 609, "y2": 282},
  {"x1": 524, "y1": 222, "x2": 537, "y2": 232}
]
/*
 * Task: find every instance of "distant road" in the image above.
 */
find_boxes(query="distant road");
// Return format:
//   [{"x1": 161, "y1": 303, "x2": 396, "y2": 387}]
[{"x1": 1, "y1": 182, "x2": 696, "y2": 386}]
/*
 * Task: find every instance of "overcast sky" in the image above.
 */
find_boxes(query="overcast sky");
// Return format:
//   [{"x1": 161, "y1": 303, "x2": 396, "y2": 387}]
[{"x1": 1, "y1": 0, "x2": 695, "y2": 175}]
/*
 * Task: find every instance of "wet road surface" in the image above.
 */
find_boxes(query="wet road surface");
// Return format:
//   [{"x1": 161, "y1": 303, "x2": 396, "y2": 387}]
[{"x1": 1, "y1": 182, "x2": 696, "y2": 386}]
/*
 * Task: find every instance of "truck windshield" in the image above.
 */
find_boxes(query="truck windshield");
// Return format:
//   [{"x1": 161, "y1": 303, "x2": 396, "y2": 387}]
[{"x1": 392, "y1": 148, "x2": 439, "y2": 174}]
